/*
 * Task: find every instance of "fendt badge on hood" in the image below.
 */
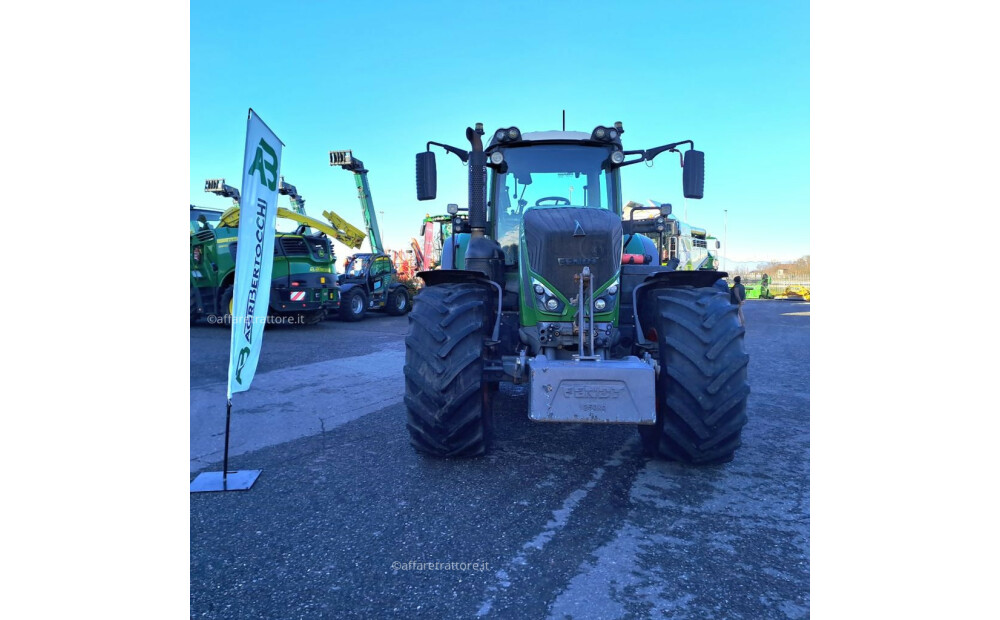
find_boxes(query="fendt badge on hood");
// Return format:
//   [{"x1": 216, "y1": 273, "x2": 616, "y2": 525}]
[
  {"x1": 557, "y1": 257, "x2": 600, "y2": 266},
  {"x1": 573, "y1": 220, "x2": 586, "y2": 237}
]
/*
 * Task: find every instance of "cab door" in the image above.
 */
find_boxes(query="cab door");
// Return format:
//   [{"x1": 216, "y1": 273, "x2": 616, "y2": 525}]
[
  {"x1": 370, "y1": 255, "x2": 392, "y2": 306},
  {"x1": 190, "y1": 219, "x2": 220, "y2": 301}
]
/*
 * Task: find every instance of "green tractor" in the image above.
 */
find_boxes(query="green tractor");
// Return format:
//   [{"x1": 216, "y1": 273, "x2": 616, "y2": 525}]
[
  {"x1": 405, "y1": 122, "x2": 749, "y2": 464},
  {"x1": 190, "y1": 178, "x2": 341, "y2": 326}
]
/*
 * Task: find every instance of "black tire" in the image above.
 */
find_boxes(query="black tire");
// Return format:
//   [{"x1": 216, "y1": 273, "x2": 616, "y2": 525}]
[
  {"x1": 339, "y1": 288, "x2": 367, "y2": 322},
  {"x1": 638, "y1": 286, "x2": 750, "y2": 464},
  {"x1": 218, "y1": 284, "x2": 235, "y2": 327},
  {"x1": 190, "y1": 286, "x2": 199, "y2": 325},
  {"x1": 385, "y1": 287, "x2": 412, "y2": 316},
  {"x1": 404, "y1": 282, "x2": 493, "y2": 457}
]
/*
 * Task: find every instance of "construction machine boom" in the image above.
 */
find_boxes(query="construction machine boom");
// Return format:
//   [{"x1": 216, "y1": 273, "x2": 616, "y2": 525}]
[
  {"x1": 330, "y1": 150, "x2": 384, "y2": 254},
  {"x1": 208, "y1": 176, "x2": 365, "y2": 248}
]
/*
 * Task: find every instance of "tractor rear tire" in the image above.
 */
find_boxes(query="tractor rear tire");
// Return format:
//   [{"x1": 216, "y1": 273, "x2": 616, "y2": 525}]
[
  {"x1": 639, "y1": 286, "x2": 750, "y2": 464},
  {"x1": 339, "y1": 288, "x2": 367, "y2": 322},
  {"x1": 404, "y1": 282, "x2": 493, "y2": 457},
  {"x1": 385, "y1": 287, "x2": 412, "y2": 316}
]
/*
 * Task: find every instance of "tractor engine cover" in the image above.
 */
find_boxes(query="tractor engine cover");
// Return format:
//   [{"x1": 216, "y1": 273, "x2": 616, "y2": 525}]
[
  {"x1": 528, "y1": 356, "x2": 656, "y2": 424},
  {"x1": 523, "y1": 207, "x2": 623, "y2": 300}
]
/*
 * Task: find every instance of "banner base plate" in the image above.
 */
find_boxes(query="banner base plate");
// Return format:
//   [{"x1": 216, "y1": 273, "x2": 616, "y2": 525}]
[{"x1": 190, "y1": 470, "x2": 261, "y2": 493}]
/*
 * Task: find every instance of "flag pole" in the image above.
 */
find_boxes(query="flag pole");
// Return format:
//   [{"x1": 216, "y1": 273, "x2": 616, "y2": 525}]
[
  {"x1": 192, "y1": 108, "x2": 279, "y2": 494},
  {"x1": 222, "y1": 399, "x2": 232, "y2": 487}
]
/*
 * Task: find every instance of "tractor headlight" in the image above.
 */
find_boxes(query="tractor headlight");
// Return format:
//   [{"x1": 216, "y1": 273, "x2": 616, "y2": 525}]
[
  {"x1": 607, "y1": 284, "x2": 618, "y2": 296},
  {"x1": 610, "y1": 151, "x2": 625, "y2": 165},
  {"x1": 594, "y1": 127, "x2": 607, "y2": 139},
  {"x1": 495, "y1": 129, "x2": 505, "y2": 141},
  {"x1": 507, "y1": 128, "x2": 519, "y2": 140},
  {"x1": 534, "y1": 283, "x2": 545, "y2": 295},
  {"x1": 546, "y1": 298, "x2": 559, "y2": 311},
  {"x1": 594, "y1": 298, "x2": 607, "y2": 311},
  {"x1": 490, "y1": 152, "x2": 504, "y2": 165}
]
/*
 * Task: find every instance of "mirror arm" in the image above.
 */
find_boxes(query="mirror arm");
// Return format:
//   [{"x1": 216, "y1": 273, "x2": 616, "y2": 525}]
[
  {"x1": 616, "y1": 149, "x2": 648, "y2": 168},
  {"x1": 643, "y1": 140, "x2": 694, "y2": 162},
  {"x1": 426, "y1": 141, "x2": 469, "y2": 163}
]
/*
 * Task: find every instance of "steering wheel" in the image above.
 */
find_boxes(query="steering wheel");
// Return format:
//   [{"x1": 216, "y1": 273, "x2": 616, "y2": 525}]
[{"x1": 535, "y1": 196, "x2": 571, "y2": 206}]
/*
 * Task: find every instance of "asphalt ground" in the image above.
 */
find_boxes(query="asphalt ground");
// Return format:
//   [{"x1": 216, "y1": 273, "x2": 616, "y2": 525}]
[{"x1": 191, "y1": 300, "x2": 810, "y2": 619}]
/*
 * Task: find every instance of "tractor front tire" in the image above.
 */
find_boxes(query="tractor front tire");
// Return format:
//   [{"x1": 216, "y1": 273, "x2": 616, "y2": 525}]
[
  {"x1": 639, "y1": 286, "x2": 750, "y2": 464},
  {"x1": 218, "y1": 285, "x2": 235, "y2": 328},
  {"x1": 404, "y1": 282, "x2": 493, "y2": 457},
  {"x1": 339, "y1": 288, "x2": 367, "y2": 322}
]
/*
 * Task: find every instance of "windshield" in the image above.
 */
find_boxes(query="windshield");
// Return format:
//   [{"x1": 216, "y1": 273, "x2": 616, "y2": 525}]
[
  {"x1": 190, "y1": 208, "x2": 222, "y2": 233},
  {"x1": 491, "y1": 144, "x2": 618, "y2": 263},
  {"x1": 345, "y1": 256, "x2": 368, "y2": 277}
]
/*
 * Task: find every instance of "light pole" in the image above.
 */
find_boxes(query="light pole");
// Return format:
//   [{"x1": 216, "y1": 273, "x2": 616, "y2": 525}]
[{"x1": 724, "y1": 209, "x2": 728, "y2": 273}]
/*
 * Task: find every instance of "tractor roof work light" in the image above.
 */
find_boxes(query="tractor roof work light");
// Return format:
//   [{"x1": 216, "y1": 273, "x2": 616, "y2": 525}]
[
  {"x1": 493, "y1": 127, "x2": 522, "y2": 143},
  {"x1": 591, "y1": 125, "x2": 621, "y2": 142},
  {"x1": 447, "y1": 203, "x2": 459, "y2": 215}
]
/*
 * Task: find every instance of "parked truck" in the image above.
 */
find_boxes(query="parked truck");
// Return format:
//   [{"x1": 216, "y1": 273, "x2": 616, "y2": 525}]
[{"x1": 406, "y1": 122, "x2": 749, "y2": 464}]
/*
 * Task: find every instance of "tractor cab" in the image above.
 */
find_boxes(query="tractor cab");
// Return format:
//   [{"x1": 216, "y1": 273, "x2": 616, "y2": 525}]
[{"x1": 489, "y1": 132, "x2": 622, "y2": 266}]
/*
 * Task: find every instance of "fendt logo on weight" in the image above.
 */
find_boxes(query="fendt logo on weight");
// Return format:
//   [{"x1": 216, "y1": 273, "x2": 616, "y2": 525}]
[{"x1": 562, "y1": 384, "x2": 624, "y2": 399}]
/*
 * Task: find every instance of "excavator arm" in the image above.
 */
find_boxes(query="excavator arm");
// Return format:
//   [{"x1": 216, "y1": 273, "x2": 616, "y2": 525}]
[
  {"x1": 317, "y1": 209, "x2": 366, "y2": 249},
  {"x1": 207, "y1": 176, "x2": 365, "y2": 248},
  {"x1": 330, "y1": 150, "x2": 384, "y2": 255},
  {"x1": 215, "y1": 205, "x2": 365, "y2": 249}
]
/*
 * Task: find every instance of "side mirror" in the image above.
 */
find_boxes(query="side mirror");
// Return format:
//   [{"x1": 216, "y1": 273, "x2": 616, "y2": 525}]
[
  {"x1": 416, "y1": 152, "x2": 437, "y2": 201},
  {"x1": 682, "y1": 149, "x2": 704, "y2": 199}
]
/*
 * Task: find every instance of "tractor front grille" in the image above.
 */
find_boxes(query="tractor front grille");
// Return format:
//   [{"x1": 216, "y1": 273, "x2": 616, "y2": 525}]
[
  {"x1": 279, "y1": 236, "x2": 310, "y2": 256},
  {"x1": 522, "y1": 207, "x2": 622, "y2": 299}
]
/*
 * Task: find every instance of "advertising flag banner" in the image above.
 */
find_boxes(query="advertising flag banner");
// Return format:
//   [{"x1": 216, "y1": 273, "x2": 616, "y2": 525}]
[{"x1": 227, "y1": 110, "x2": 283, "y2": 399}]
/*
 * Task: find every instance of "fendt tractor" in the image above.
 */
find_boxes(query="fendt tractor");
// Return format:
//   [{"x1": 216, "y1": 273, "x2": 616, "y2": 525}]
[
  {"x1": 328, "y1": 150, "x2": 413, "y2": 321},
  {"x1": 405, "y1": 122, "x2": 749, "y2": 464},
  {"x1": 190, "y1": 177, "x2": 352, "y2": 325}
]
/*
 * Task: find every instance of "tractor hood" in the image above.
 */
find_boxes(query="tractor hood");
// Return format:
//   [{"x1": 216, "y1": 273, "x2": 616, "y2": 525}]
[{"x1": 521, "y1": 207, "x2": 622, "y2": 300}]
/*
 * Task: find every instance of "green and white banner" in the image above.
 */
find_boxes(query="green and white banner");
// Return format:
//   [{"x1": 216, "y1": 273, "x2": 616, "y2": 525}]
[{"x1": 227, "y1": 109, "x2": 283, "y2": 399}]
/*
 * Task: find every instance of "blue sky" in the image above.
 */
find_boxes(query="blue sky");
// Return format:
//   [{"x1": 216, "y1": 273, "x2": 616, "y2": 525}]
[{"x1": 191, "y1": 0, "x2": 809, "y2": 264}]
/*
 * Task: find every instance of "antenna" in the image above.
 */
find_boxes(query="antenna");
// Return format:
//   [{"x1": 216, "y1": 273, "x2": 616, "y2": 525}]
[{"x1": 562, "y1": 109, "x2": 565, "y2": 131}]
